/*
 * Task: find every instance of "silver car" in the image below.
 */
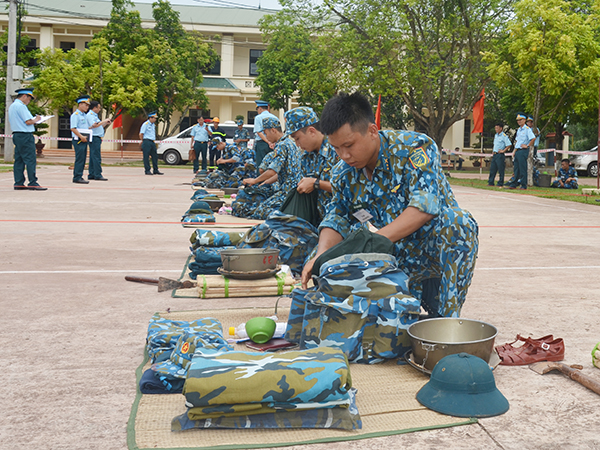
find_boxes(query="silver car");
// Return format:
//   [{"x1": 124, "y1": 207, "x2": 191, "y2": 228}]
[
  {"x1": 570, "y1": 146, "x2": 598, "y2": 177},
  {"x1": 157, "y1": 121, "x2": 254, "y2": 165}
]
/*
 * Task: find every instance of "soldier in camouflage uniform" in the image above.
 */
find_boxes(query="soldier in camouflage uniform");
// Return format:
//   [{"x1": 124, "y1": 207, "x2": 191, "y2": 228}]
[
  {"x1": 552, "y1": 158, "x2": 578, "y2": 189},
  {"x1": 301, "y1": 92, "x2": 479, "y2": 318},
  {"x1": 203, "y1": 139, "x2": 257, "y2": 189},
  {"x1": 284, "y1": 106, "x2": 339, "y2": 221},
  {"x1": 233, "y1": 116, "x2": 302, "y2": 220}
]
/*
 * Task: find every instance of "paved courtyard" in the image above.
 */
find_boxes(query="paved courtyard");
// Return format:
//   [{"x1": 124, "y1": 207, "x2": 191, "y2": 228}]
[{"x1": 1, "y1": 162, "x2": 599, "y2": 449}]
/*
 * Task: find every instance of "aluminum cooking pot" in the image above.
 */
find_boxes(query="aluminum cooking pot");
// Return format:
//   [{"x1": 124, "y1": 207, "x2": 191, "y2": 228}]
[
  {"x1": 408, "y1": 318, "x2": 498, "y2": 372},
  {"x1": 220, "y1": 248, "x2": 280, "y2": 272}
]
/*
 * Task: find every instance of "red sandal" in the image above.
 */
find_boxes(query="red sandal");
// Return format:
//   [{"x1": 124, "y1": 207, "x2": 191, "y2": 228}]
[
  {"x1": 498, "y1": 337, "x2": 565, "y2": 366},
  {"x1": 495, "y1": 334, "x2": 554, "y2": 355}
]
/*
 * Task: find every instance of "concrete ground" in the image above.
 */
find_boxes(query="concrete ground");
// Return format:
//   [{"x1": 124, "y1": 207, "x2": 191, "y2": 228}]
[{"x1": 1, "y1": 159, "x2": 600, "y2": 450}]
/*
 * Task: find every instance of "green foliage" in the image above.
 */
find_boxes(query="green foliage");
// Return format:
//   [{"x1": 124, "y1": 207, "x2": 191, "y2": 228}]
[
  {"x1": 260, "y1": 0, "x2": 512, "y2": 146},
  {"x1": 31, "y1": 0, "x2": 216, "y2": 139},
  {"x1": 568, "y1": 121, "x2": 599, "y2": 151}
]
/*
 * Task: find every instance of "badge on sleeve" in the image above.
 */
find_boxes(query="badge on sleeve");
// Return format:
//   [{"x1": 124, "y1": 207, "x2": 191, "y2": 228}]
[{"x1": 409, "y1": 146, "x2": 430, "y2": 169}]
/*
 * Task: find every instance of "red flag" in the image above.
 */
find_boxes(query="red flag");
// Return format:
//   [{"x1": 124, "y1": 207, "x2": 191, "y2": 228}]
[
  {"x1": 375, "y1": 95, "x2": 382, "y2": 130},
  {"x1": 472, "y1": 89, "x2": 485, "y2": 134},
  {"x1": 112, "y1": 109, "x2": 123, "y2": 129}
]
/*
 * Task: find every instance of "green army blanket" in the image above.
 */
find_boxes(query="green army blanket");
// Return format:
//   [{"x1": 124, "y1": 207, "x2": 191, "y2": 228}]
[{"x1": 128, "y1": 307, "x2": 476, "y2": 450}]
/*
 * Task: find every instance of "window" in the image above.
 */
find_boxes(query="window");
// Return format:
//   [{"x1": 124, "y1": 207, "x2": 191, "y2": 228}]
[
  {"x1": 463, "y1": 119, "x2": 471, "y2": 148},
  {"x1": 60, "y1": 41, "x2": 75, "y2": 52},
  {"x1": 247, "y1": 110, "x2": 258, "y2": 125},
  {"x1": 203, "y1": 59, "x2": 221, "y2": 76},
  {"x1": 249, "y1": 49, "x2": 263, "y2": 76}
]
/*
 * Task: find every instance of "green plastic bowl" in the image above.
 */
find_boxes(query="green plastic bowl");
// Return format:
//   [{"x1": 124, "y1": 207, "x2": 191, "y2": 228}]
[{"x1": 245, "y1": 317, "x2": 276, "y2": 344}]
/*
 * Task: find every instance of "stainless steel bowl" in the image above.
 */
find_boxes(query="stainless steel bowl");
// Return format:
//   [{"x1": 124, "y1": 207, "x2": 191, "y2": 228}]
[
  {"x1": 220, "y1": 248, "x2": 280, "y2": 272},
  {"x1": 408, "y1": 318, "x2": 498, "y2": 372}
]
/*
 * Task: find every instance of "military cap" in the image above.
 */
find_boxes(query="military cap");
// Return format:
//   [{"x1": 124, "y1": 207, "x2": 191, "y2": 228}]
[
  {"x1": 76, "y1": 95, "x2": 91, "y2": 104},
  {"x1": 15, "y1": 88, "x2": 34, "y2": 98},
  {"x1": 284, "y1": 107, "x2": 319, "y2": 138},
  {"x1": 262, "y1": 116, "x2": 281, "y2": 130},
  {"x1": 148, "y1": 111, "x2": 158, "y2": 118},
  {"x1": 527, "y1": 115, "x2": 534, "y2": 121},
  {"x1": 255, "y1": 100, "x2": 269, "y2": 108},
  {"x1": 516, "y1": 113, "x2": 527, "y2": 120},
  {"x1": 236, "y1": 119, "x2": 244, "y2": 126}
]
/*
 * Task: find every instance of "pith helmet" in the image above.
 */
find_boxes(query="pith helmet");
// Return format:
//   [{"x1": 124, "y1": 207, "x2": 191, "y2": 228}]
[{"x1": 416, "y1": 353, "x2": 509, "y2": 418}]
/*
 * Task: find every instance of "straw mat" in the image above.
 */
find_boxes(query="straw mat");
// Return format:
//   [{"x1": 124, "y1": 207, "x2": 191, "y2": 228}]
[{"x1": 128, "y1": 308, "x2": 476, "y2": 450}]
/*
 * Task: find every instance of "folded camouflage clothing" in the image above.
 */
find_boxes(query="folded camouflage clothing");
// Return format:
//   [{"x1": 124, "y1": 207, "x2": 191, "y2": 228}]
[
  {"x1": 237, "y1": 210, "x2": 318, "y2": 276},
  {"x1": 182, "y1": 347, "x2": 353, "y2": 419},
  {"x1": 181, "y1": 201, "x2": 216, "y2": 223},
  {"x1": 139, "y1": 368, "x2": 184, "y2": 394},
  {"x1": 286, "y1": 253, "x2": 421, "y2": 364},
  {"x1": 190, "y1": 229, "x2": 247, "y2": 249},
  {"x1": 188, "y1": 246, "x2": 233, "y2": 279},
  {"x1": 172, "y1": 388, "x2": 361, "y2": 430},
  {"x1": 146, "y1": 316, "x2": 226, "y2": 363},
  {"x1": 152, "y1": 331, "x2": 232, "y2": 390}
]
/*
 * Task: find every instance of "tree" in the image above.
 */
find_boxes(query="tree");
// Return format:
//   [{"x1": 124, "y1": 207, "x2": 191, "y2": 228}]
[
  {"x1": 483, "y1": 0, "x2": 600, "y2": 182},
  {"x1": 260, "y1": 0, "x2": 512, "y2": 146}
]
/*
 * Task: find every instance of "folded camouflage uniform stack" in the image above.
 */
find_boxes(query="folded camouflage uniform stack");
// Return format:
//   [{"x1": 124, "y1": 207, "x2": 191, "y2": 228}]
[
  {"x1": 187, "y1": 229, "x2": 247, "y2": 278},
  {"x1": 140, "y1": 316, "x2": 231, "y2": 394},
  {"x1": 172, "y1": 346, "x2": 361, "y2": 431},
  {"x1": 181, "y1": 200, "x2": 216, "y2": 224}
]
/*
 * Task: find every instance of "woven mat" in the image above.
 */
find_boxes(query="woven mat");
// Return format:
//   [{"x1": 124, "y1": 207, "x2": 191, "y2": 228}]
[
  {"x1": 172, "y1": 256, "x2": 299, "y2": 298},
  {"x1": 128, "y1": 308, "x2": 476, "y2": 450}
]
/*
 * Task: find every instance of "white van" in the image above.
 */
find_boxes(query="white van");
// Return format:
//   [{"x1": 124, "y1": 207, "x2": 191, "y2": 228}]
[{"x1": 157, "y1": 121, "x2": 255, "y2": 165}]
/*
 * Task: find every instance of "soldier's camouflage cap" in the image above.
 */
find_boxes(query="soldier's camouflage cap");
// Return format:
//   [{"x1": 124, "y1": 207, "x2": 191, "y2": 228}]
[
  {"x1": 262, "y1": 116, "x2": 281, "y2": 130},
  {"x1": 284, "y1": 107, "x2": 319, "y2": 138}
]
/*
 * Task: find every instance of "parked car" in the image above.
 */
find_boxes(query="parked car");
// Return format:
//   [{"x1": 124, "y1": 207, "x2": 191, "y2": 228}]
[
  {"x1": 157, "y1": 121, "x2": 255, "y2": 165},
  {"x1": 570, "y1": 146, "x2": 598, "y2": 177}
]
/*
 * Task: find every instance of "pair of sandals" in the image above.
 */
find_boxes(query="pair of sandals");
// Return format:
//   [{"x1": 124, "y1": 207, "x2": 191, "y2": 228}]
[{"x1": 496, "y1": 334, "x2": 565, "y2": 366}]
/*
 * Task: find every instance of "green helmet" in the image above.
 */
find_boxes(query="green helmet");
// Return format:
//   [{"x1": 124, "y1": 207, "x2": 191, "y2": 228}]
[{"x1": 416, "y1": 353, "x2": 509, "y2": 418}]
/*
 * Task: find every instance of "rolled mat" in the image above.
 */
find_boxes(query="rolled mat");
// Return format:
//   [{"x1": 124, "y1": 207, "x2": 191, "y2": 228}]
[{"x1": 196, "y1": 273, "x2": 297, "y2": 298}]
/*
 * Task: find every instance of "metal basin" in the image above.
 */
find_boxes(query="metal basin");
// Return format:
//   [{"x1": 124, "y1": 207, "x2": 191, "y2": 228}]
[
  {"x1": 408, "y1": 318, "x2": 498, "y2": 372},
  {"x1": 222, "y1": 187, "x2": 239, "y2": 195},
  {"x1": 220, "y1": 248, "x2": 280, "y2": 272}
]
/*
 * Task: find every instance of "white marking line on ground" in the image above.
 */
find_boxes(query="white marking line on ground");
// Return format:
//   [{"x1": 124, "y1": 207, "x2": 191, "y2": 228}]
[
  {"x1": 476, "y1": 266, "x2": 600, "y2": 271},
  {"x1": 0, "y1": 269, "x2": 182, "y2": 274}
]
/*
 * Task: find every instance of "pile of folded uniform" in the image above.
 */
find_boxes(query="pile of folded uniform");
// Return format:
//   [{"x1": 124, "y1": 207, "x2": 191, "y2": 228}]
[
  {"x1": 182, "y1": 201, "x2": 215, "y2": 224},
  {"x1": 187, "y1": 229, "x2": 247, "y2": 279},
  {"x1": 141, "y1": 315, "x2": 232, "y2": 394},
  {"x1": 172, "y1": 346, "x2": 361, "y2": 431}
]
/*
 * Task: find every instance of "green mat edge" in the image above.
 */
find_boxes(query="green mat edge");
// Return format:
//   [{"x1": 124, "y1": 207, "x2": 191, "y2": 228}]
[
  {"x1": 126, "y1": 308, "x2": 478, "y2": 450},
  {"x1": 171, "y1": 254, "x2": 194, "y2": 298}
]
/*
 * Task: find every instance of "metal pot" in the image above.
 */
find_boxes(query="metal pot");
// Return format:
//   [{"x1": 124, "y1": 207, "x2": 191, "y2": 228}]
[
  {"x1": 204, "y1": 199, "x2": 224, "y2": 212},
  {"x1": 222, "y1": 187, "x2": 239, "y2": 195},
  {"x1": 220, "y1": 248, "x2": 280, "y2": 272},
  {"x1": 408, "y1": 318, "x2": 497, "y2": 372}
]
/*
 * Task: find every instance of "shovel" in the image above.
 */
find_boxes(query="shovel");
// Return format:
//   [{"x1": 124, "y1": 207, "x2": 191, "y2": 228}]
[
  {"x1": 529, "y1": 361, "x2": 600, "y2": 396},
  {"x1": 125, "y1": 276, "x2": 196, "y2": 292}
]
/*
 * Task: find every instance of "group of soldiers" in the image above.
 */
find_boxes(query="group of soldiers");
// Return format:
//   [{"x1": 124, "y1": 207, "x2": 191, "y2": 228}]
[
  {"x1": 9, "y1": 89, "x2": 112, "y2": 189},
  {"x1": 10, "y1": 89, "x2": 480, "y2": 319}
]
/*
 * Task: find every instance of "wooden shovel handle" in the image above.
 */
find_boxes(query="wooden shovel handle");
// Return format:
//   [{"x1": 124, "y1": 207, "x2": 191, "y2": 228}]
[
  {"x1": 558, "y1": 364, "x2": 600, "y2": 395},
  {"x1": 125, "y1": 276, "x2": 159, "y2": 285}
]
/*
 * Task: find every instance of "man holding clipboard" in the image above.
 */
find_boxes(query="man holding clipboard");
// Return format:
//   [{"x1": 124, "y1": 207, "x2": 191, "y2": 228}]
[{"x1": 8, "y1": 88, "x2": 47, "y2": 190}]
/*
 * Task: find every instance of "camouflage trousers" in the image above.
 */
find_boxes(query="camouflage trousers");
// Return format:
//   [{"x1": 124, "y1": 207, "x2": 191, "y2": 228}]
[
  {"x1": 396, "y1": 206, "x2": 478, "y2": 318},
  {"x1": 231, "y1": 185, "x2": 274, "y2": 219}
]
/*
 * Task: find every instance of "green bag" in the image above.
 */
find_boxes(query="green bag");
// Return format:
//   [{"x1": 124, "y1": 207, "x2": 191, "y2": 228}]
[
  {"x1": 311, "y1": 227, "x2": 395, "y2": 276},
  {"x1": 279, "y1": 188, "x2": 320, "y2": 228}
]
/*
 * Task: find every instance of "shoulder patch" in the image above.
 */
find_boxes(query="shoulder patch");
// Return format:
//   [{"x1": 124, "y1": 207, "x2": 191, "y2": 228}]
[{"x1": 409, "y1": 146, "x2": 430, "y2": 169}]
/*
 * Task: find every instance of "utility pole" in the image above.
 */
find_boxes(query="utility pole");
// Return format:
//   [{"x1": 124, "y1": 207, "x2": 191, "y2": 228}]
[{"x1": 4, "y1": 0, "x2": 23, "y2": 163}]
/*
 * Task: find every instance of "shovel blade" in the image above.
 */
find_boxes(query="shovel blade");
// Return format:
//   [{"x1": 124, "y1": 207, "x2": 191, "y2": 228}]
[
  {"x1": 157, "y1": 277, "x2": 195, "y2": 292},
  {"x1": 529, "y1": 361, "x2": 558, "y2": 375}
]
